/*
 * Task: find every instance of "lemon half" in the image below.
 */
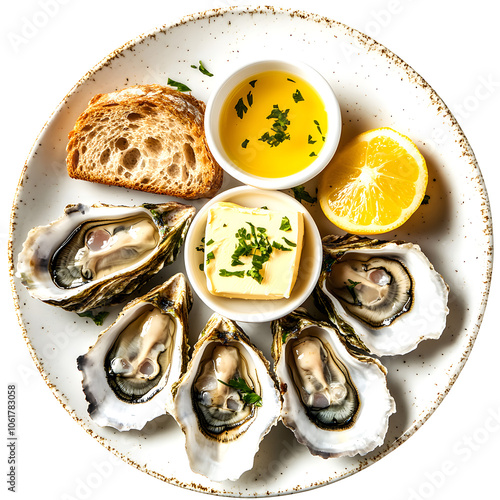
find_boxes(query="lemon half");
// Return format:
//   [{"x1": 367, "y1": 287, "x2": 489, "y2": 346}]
[{"x1": 319, "y1": 128, "x2": 428, "y2": 234}]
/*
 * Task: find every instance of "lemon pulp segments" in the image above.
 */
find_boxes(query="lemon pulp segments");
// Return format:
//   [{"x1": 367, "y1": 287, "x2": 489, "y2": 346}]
[{"x1": 319, "y1": 128, "x2": 427, "y2": 234}]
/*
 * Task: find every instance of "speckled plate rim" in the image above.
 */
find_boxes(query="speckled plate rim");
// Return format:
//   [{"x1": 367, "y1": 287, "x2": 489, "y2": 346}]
[{"x1": 7, "y1": 5, "x2": 494, "y2": 497}]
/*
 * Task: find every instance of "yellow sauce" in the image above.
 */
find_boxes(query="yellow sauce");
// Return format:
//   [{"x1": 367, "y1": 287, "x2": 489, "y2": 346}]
[{"x1": 219, "y1": 71, "x2": 328, "y2": 178}]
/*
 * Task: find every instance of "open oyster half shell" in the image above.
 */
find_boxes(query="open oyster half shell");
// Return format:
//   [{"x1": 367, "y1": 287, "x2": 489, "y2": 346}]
[
  {"x1": 271, "y1": 308, "x2": 395, "y2": 458},
  {"x1": 15, "y1": 202, "x2": 195, "y2": 312},
  {"x1": 172, "y1": 313, "x2": 282, "y2": 482},
  {"x1": 315, "y1": 234, "x2": 450, "y2": 356},
  {"x1": 77, "y1": 273, "x2": 192, "y2": 431}
]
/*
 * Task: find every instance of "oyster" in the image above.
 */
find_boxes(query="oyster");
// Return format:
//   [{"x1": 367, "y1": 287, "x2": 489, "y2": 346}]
[
  {"x1": 16, "y1": 202, "x2": 195, "y2": 312},
  {"x1": 271, "y1": 308, "x2": 395, "y2": 458},
  {"x1": 173, "y1": 314, "x2": 281, "y2": 482},
  {"x1": 77, "y1": 273, "x2": 192, "y2": 431},
  {"x1": 315, "y1": 234, "x2": 449, "y2": 356}
]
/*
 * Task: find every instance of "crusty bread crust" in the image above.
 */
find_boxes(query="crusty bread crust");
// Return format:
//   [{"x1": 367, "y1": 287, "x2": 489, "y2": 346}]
[{"x1": 66, "y1": 84, "x2": 223, "y2": 199}]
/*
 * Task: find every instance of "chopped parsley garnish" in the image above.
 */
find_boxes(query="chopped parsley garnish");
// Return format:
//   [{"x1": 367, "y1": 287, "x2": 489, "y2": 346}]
[
  {"x1": 219, "y1": 269, "x2": 245, "y2": 278},
  {"x1": 197, "y1": 60, "x2": 213, "y2": 77},
  {"x1": 259, "y1": 105, "x2": 290, "y2": 147},
  {"x1": 199, "y1": 263, "x2": 204, "y2": 271},
  {"x1": 167, "y1": 78, "x2": 191, "y2": 92},
  {"x1": 279, "y1": 216, "x2": 292, "y2": 231},
  {"x1": 249, "y1": 79, "x2": 257, "y2": 87},
  {"x1": 309, "y1": 152, "x2": 317, "y2": 157},
  {"x1": 307, "y1": 135, "x2": 316, "y2": 144},
  {"x1": 421, "y1": 194, "x2": 431, "y2": 205},
  {"x1": 282, "y1": 237, "x2": 296, "y2": 247},
  {"x1": 241, "y1": 139, "x2": 249, "y2": 148},
  {"x1": 247, "y1": 91, "x2": 253, "y2": 107},
  {"x1": 77, "y1": 310, "x2": 109, "y2": 326},
  {"x1": 291, "y1": 185, "x2": 317, "y2": 204},
  {"x1": 346, "y1": 279, "x2": 362, "y2": 305},
  {"x1": 272, "y1": 241, "x2": 292, "y2": 251},
  {"x1": 218, "y1": 377, "x2": 262, "y2": 407},
  {"x1": 206, "y1": 239, "x2": 214, "y2": 246},
  {"x1": 292, "y1": 89, "x2": 304, "y2": 103},
  {"x1": 218, "y1": 220, "x2": 294, "y2": 284},
  {"x1": 287, "y1": 78, "x2": 296, "y2": 83},
  {"x1": 246, "y1": 267, "x2": 264, "y2": 284},
  {"x1": 206, "y1": 251, "x2": 215, "y2": 264},
  {"x1": 235, "y1": 98, "x2": 248, "y2": 119},
  {"x1": 314, "y1": 119, "x2": 326, "y2": 141}
]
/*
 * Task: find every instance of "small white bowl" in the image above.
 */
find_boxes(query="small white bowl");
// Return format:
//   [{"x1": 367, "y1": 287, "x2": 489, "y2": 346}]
[
  {"x1": 205, "y1": 58, "x2": 342, "y2": 190},
  {"x1": 184, "y1": 186, "x2": 322, "y2": 323}
]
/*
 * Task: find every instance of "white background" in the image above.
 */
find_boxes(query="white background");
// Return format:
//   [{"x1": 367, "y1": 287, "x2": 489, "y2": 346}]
[{"x1": 1, "y1": 1, "x2": 498, "y2": 499}]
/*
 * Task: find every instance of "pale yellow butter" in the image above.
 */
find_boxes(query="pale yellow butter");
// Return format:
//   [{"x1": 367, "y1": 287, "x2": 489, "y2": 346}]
[{"x1": 204, "y1": 202, "x2": 304, "y2": 300}]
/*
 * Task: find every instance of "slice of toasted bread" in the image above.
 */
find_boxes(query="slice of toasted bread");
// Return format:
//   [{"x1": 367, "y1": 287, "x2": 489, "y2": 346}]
[{"x1": 66, "y1": 84, "x2": 223, "y2": 199}]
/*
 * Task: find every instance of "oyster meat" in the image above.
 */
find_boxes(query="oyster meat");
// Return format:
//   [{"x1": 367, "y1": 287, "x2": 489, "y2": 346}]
[
  {"x1": 77, "y1": 273, "x2": 192, "y2": 431},
  {"x1": 16, "y1": 202, "x2": 195, "y2": 312},
  {"x1": 272, "y1": 308, "x2": 395, "y2": 458},
  {"x1": 315, "y1": 234, "x2": 449, "y2": 356},
  {"x1": 173, "y1": 313, "x2": 281, "y2": 482}
]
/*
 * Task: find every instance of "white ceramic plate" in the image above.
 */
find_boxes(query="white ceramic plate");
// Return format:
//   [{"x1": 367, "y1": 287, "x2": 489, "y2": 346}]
[{"x1": 8, "y1": 6, "x2": 492, "y2": 497}]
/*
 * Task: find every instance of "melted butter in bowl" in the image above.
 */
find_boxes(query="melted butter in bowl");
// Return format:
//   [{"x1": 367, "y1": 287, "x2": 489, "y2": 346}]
[
  {"x1": 205, "y1": 59, "x2": 342, "y2": 190},
  {"x1": 219, "y1": 71, "x2": 328, "y2": 178}
]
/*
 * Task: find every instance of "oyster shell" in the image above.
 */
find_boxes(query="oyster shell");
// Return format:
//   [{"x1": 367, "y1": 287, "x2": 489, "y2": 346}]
[
  {"x1": 16, "y1": 202, "x2": 195, "y2": 312},
  {"x1": 315, "y1": 234, "x2": 449, "y2": 356},
  {"x1": 271, "y1": 308, "x2": 395, "y2": 458},
  {"x1": 77, "y1": 273, "x2": 192, "y2": 431},
  {"x1": 172, "y1": 313, "x2": 281, "y2": 482}
]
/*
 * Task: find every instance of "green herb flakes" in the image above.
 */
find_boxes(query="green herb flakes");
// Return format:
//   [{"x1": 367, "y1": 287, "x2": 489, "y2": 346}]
[
  {"x1": 291, "y1": 185, "x2": 318, "y2": 204},
  {"x1": 197, "y1": 60, "x2": 213, "y2": 77},
  {"x1": 259, "y1": 105, "x2": 291, "y2": 147},
  {"x1": 77, "y1": 310, "x2": 109, "y2": 326},
  {"x1": 272, "y1": 241, "x2": 292, "y2": 251},
  {"x1": 346, "y1": 279, "x2": 362, "y2": 305},
  {"x1": 292, "y1": 89, "x2": 304, "y2": 103},
  {"x1": 219, "y1": 269, "x2": 245, "y2": 278},
  {"x1": 206, "y1": 251, "x2": 215, "y2": 265},
  {"x1": 235, "y1": 98, "x2": 248, "y2": 119},
  {"x1": 218, "y1": 377, "x2": 262, "y2": 407},
  {"x1": 279, "y1": 216, "x2": 292, "y2": 231},
  {"x1": 167, "y1": 78, "x2": 191, "y2": 92},
  {"x1": 241, "y1": 139, "x2": 250, "y2": 149},
  {"x1": 249, "y1": 79, "x2": 257, "y2": 88}
]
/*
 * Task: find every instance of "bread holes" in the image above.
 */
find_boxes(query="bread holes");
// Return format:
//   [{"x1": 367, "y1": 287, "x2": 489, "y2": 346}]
[
  {"x1": 122, "y1": 148, "x2": 141, "y2": 170},
  {"x1": 99, "y1": 148, "x2": 111, "y2": 165},
  {"x1": 126, "y1": 113, "x2": 143, "y2": 122},
  {"x1": 183, "y1": 143, "x2": 196, "y2": 170},
  {"x1": 167, "y1": 163, "x2": 180, "y2": 178},
  {"x1": 140, "y1": 177, "x2": 150, "y2": 184},
  {"x1": 116, "y1": 137, "x2": 129, "y2": 150},
  {"x1": 144, "y1": 137, "x2": 162, "y2": 156}
]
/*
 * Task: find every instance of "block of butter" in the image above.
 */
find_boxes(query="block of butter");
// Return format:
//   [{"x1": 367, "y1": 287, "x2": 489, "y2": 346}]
[{"x1": 204, "y1": 202, "x2": 304, "y2": 300}]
